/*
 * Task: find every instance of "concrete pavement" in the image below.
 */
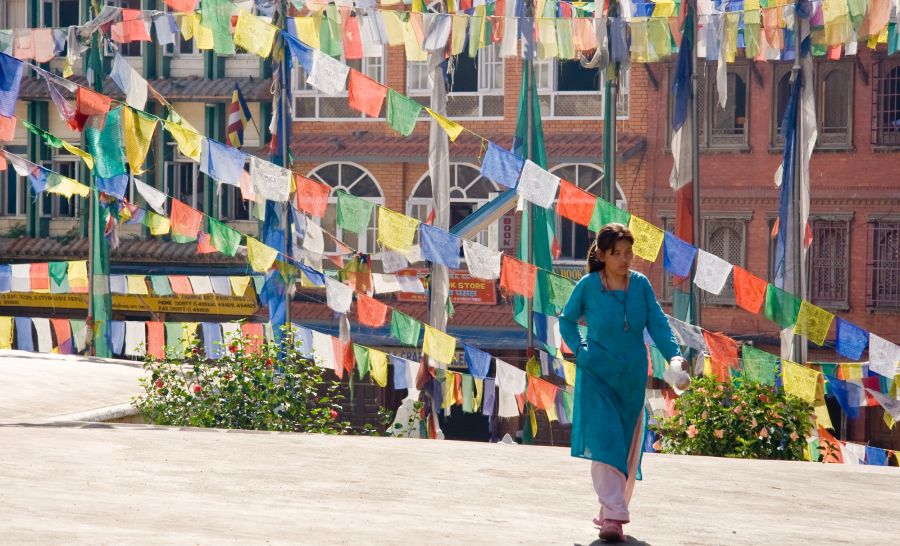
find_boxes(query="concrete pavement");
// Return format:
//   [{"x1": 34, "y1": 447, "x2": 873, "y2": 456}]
[{"x1": 0, "y1": 423, "x2": 897, "y2": 545}]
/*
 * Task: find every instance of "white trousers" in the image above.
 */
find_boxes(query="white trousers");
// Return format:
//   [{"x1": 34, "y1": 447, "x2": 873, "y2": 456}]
[{"x1": 590, "y1": 416, "x2": 644, "y2": 523}]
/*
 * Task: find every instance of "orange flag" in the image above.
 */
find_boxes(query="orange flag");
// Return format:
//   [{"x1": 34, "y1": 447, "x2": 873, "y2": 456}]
[
  {"x1": 76, "y1": 87, "x2": 111, "y2": 116},
  {"x1": 50, "y1": 318, "x2": 72, "y2": 354},
  {"x1": 295, "y1": 174, "x2": 331, "y2": 218},
  {"x1": 332, "y1": 338, "x2": 355, "y2": 378},
  {"x1": 197, "y1": 232, "x2": 216, "y2": 254},
  {"x1": 0, "y1": 115, "x2": 16, "y2": 142},
  {"x1": 147, "y1": 322, "x2": 165, "y2": 359},
  {"x1": 818, "y1": 427, "x2": 844, "y2": 463},
  {"x1": 526, "y1": 376, "x2": 558, "y2": 410},
  {"x1": 163, "y1": 0, "x2": 198, "y2": 11},
  {"x1": 500, "y1": 254, "x2": 537, "y2": 298},
  {"x1": 168, "y1": 275, "x2": 194, "y2": 295},
  {"x1": 111, "y1": 9, "x2": 152, "y2": 43},
  {"x1": 557, "y1": 179, "x2": 596, "y2": 227},
  {"x1": 170, "y1": 198, "x2": 203, "y2": 241},
  {"x1": 347, "y1": 69, "x2": 388, "y2": 119},
  {"x1": 356, "y1": 293, "x2": 389, "y2": 327},
  {"x1": 342, "y1": 15, "x2": 363, "y2": 60},
  {"x1": 241, "y1": 323, "x2": 264, "y2": 355},
  {"x1": 29, "y1": 262, "x2": 50, "y2": 292},
  {"x1": 732, "y1": 266, "x2": 767, "y2": 314},
  {"x1": 702, "y1": 330, "x2": 740, "y2": 381}
]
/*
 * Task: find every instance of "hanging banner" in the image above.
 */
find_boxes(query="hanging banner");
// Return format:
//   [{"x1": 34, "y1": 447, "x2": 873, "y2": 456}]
[
  {"x1": 395, "y1": 268, "x2": 497, "y2": 305},
  {"x1": 0, "y1": 291, "x2": 259, "y2": 316}
]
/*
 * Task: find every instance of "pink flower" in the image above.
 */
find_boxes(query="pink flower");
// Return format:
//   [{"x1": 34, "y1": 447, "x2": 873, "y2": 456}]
[
  {"x1": 192, "y1": 385, "x2": 202, "y2": 394},
  {"x1": 733, "y1": 405, "x2": 743, "y2": 415},
  {"x1": 713, "y1": 429, "x2": 724, "y2": 439},
  {"x1": 701, "y1": 411, "x2": 709, "y2": 420},
  {"x1": 790, "y1": 431, "x2": 799, "y2": 441},
  {"x1": 751, "y1": 417, "x2": 758, "y2": 428},
  {"x1": 154, "y1": 379, "x2": 164, "y2": 389},
  {"x1": 329, "y1": 409, "x2": 338, "y2": 420},
  {"x1": 759, "y1": 428, "x2": 769, "y2": 439},
  {"x1": 686, "y1": 425, "x2": 699, "y2": 438}
]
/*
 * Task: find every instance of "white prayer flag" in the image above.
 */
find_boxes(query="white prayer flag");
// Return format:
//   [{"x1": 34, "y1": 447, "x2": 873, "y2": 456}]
[
  {"x1": 125, "y1": 321, "x2": 146, "y2": 357},
  {"x1": 372, "y1": 273, "x2": 402, "y2": 294},
  {"x1": 221, "y1": 322, "x2": 240, "y2": 343},
  {"x1": 311, "y1": 330, "x2": 335, "y2": 370},
  {"x1": 868, "y1": 333, "x2": 900, "y2": 379},
  {"x1": 325, "y1": 277, "x2": 354, "y2": 314},
  {"x1": 866, "y1": 389, "x2": 900, "y2": 420},
  {"x1": 209, "y1": 276, "x2": 232, "y2": 296},
  {"x1": 667, "y1": 315, "x2": 708, "y2": 353},
  {"x1": 188, "y1": 276, "x2": 213, "y2": 295},
  {"x1": 302, "y1": 218, "x2": 325, "y2": 254},
  {"x1": 495, "y1": 359, "x2": 526, "y2": 395},
  {"x1": 840, "y1": 442, "x2": 866, "y2": 465},
  {"x1": 250, "y1": 156, "x2": 291, "y2": 203},
  {"x1": 33, "y1": 318, "x2": 52, "y2": 353},
  {"x1": 517, "y1": 159, "x2": 561, "y2": 209},
  {"x1": 423, "y1": 13, "x2": 452, "y2": 51},
  {"x1": 396, "y1": 275, "x2": 426, "y2": 294},
  {"x1": 498, "y1": 387, "x2": 519, "y2": 417},
  {"x1": 463, "y1": 240, "x2": 502, "y2": 280},
  {"x1": 307, "y1": 49, "x2": 350, "y2": 95},
  {"x1": 134, "y1": 178, "x2": 168, "y2": 215},
  {"x1": 10, "y1": 264, "x2": 30, "y2": 292},
  {"x1": 111, "y1": 53, "x2": 148, "y2": 110},
  {"x1": 405, "y1": 244, "x2": 422, "y2": 264},
  {"x1": 380, "y1": 248, "x2": 409, "y2": 273},
  {"x1": 500, "y1": 17, "x2": 519, "y2": 58},
  {"x1": 694, "y1": 249, "x2": 733, "y2": 295}
]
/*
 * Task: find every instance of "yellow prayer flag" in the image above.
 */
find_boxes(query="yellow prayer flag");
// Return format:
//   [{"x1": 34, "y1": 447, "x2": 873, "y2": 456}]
[
  {"x1": 126, "y1": 275, "x2": 149, "y2": 295},
  {"x1": 652, "y1": 0, "x2": 676, "y2": 17},
  {"x1": 381, "y1": 11, "x2": 406, "y2": 47},
  {"x1": 562, "y1": 359, "x2": 576, "y2": 386},
  {"x1": 628, "y1": 215, "x2": 664, "y2": 262},
  {"x1": 234, "y1": 11, "x2": 277, "y2": 58},
  {"x1": 247, "y1": 237, "x2": 278, "y2": 273},
  {"x1": 377, "y1": 207, "x2": 420, "y2": 253},
  {"x1": 425, "y1": 108, "x2": 464, "y2": 141},
  {"x1": 146, "y1": 211, "x2": 171, "y2": 236},
  {"x1": 67, "y1": 261, "x2": 88, "y2": 289},
  {"x1": 841, "y1": 363, "x2": 864, "y2": 380},
  {"x1": 122, "y1": 108, "x2": 158, "y2": 174},
  {"x1": 61, "y1": 141, "x2": 93, "y2": 170},
  {"x1": 164, "y1": 121, "x2": 202, "y2": 161},
  {"x1": 450, "y1": 14, "x2": 467, "y2": 56},
  {"x1": 230, "y1": 275, "x2": 253, "y2": 296},
  {"x1": 474, "y1": 377, "x2": 484, "y2": 412},
  {"x1": 782, "y1": 360, "x2": 819, "y2": 405},
  {"x1": 47, "y1": 176, "x2": 90, "y2": 198},
  {"x1": 546, "y1": 401, "x2": 558, "y2": 422},
  {"x1": 703, "y1": 355, "x2": 713, "y2": 377},
  {"x1": 195, "y1": 15, "x2": 214, "y2": 50},
  {"x1": 793, "y1": 300, "x2": 834, "y2": 346},
  {"x1": 402, "y1": 19, "x2": 427, "y2": 62},
  {"x1": 529, "y1": 406, "x2": 538, "y2": 435},
  {"x1": 537, "y1": 19, "x2": 559, "y2": 60},
  {"x1": 369, "y1": 348, "x2": 388, "y2": 387},
  {"x1": 813, "y1": 381, "x2": 834, "y2": 430},
  {"x1": 423, "y1": 325, "x2": 456, "y2": 365},
  {"x1": 293, "y1": 16, "x2": 321, "y2": 49},
  {"x1": 181, "y1": 322, "x2": 199, "y2": 350},
  {"x1": 0, "y1": 317, "x2": 12, "y2": 349},
  {"x1": 442, "y1": 372, "x2": 455, "y2": 410}
]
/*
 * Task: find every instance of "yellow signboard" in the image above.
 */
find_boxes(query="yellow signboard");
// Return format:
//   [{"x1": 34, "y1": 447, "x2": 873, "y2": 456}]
[{"x1": 0, "y1": 291, "x2": 259, "y2": 316}]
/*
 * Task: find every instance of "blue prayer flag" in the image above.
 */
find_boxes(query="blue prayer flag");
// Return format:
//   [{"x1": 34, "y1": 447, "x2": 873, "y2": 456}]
[
  {"x1": 202, "y1": 322, "x2": 223, "y2": 359},
  {"x1": 28, "y1": 168, "x2": 48, "y2": 194},
  {"x1": 0, "y1": 264, "x2": 11, "y2": 292},
  {"x1": 109, "y1": 275, "x2": 127, "y2": 295},
  {"x1": 671, "y1": 4, "x2": 694, "y2": 133},
  {"x1": 15, "y1": 317, "x2": 33, "y2": 352},
  {"x1": 420, "y1": 223, "x2": 461, "y2": 268},
  {"x1": 824, "y1": 375, "x2": 862, "y2": 419},
  {"x1": 865, "y1": 446, "x2": 888, "y2": 466},
  {"x1": 294, "y1": 325, "x2": 314, "y2": 358},
  {"x1": 481, "y1": 377, "x2": 496, "y2": 416},
  {"x1": 298, "y1": 263, "x2": 325, "y2": 287},
  {"x1": 390, "y1": 355, "x2": 409, "y2": 389},
  {"x1": 109, "y1": 320, "x2": 125, "y2": 355},
  {"x1": 95, "y1": 174, "x2": 129, "y2": 200},
  {"x1": 463, "y1": 343, "x2": 491, "y2": 379},
  {"x1": 200, "y1": 138, "x2": 247, "y2": 187},
  {"x1": 835, "y1": 318, "x2": 868, "y2": 361},
  {"x1": 0, "y1": 52, "x2": 23, "y2": 117},
  {"x1": 663, "y1": 231, "x2": 698, "y2": 278},
  {"x1": 282, "y1": 30, "x2": 314, "y2": 72},
  {"x1": 480, "y1": 142, "x2": 524, "y2": 189}
]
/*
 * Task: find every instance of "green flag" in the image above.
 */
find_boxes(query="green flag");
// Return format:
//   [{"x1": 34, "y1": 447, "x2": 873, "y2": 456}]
[
  {"x1": 764, "y1": 284, "x2": 801, "y2": 328},
  {"x1": 741, "y1": 345, "x2": 778, "y2": 386},
  {"x1": 201, "y1": 0, "x2": 236, "y2": 55},
  {"x1": 387, "y1": 89, "x2": 422, "y2": 136},
  {"x1": 649, "y1": 345, "x2": 668, "y2": 380},
  {"x1": 336, "y1": 190, "x2": 375, "y2": 234},
  {"x1": 90, "y1": 194, "x2": 113, "y2": 357},
  {"x1": 85, "y1": 107, "x2": 126, "y2": 179},
  {"x1": 150, "y1": 275, "x2": 173, "y2": 296},
  {"x1": 390, "y1": 310, "x2": 422, "y2": 346},
  {"x1": 589, "y1": 198, "x2": 631, "y2": 231},
  {"x1": 546, "y1": 272, "x2": 576, "y2": 310},
  {"x1": 208, "y1": 217, "x2": 241, "y2": 257},
  {"x1": 48, "y1": 261, "x2": 68, "y2": 286},
  {"x1": 353, "y1": 344, "x2": 370, "y2": 380},
  {"x1": 164, "y1": 322, "x2": 184, "y2": 356},
  {"x1": 319, "y1": 4, "x2": 342, "y2": 57}
]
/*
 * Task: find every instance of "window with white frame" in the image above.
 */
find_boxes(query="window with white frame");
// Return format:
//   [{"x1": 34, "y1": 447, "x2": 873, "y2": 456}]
[
  {"x1": 40, "y1": 148, "x2": 80, "y2": 218},
  {"x1": 165, "y1": 144, "x2": 203, "y2": 209},
  {"x1": 163, "y1": 6, "x2": 200, "y2": 57},
  {"x1": 702, "y1": 216, "x2": 749, "y2": 305},
  {"x1": 1, "y1": 167, "x2": 26, "y2": 218},
  {"x1": 42, "y1": 0, "x2": 80, "y2": 28},
  {"x1": 307, "y1": 162, "x2": 383, "y2": 253},
  {"x1": 406, "y1": 44, "x2": 504, "y2": 118},
  {"x1": 293, "y1": 50, "x2": 386, "y2": 119},
  {"x1": 219, "y1": 184, "x2": 251, "y2": 221},
  {"x1": 533, "y1": 60, "x2": 629, "y2": 119},
  {"x1": 550, "y1": 163, "x2": 626, "y2": 261},
  {"x1": 406, "y1": 163, "x2": 500, "y2": 248}
]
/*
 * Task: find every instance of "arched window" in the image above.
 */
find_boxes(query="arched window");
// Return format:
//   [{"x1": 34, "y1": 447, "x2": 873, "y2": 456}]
[
  {"x1": 772, "y1": 70, "x2": 792, "y2": 146},
  {"x1": 407, "y1": 163, "x2": 499, "y2": 246},
  {"x1": 550, "y1": 163, "x2": 627, "y2": 262},
  {"x1": 710, "y1": 71, "x2": 748, "y2": 146},
  {"x1": 307, "y1": 162, "x2": 384, "y2": 253},
  {"x1": 703, "y1": 218, "x2": 747, "y2": 305}
]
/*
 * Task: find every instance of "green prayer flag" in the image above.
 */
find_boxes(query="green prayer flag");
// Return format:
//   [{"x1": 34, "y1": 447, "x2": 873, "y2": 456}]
[
  {"x1": 390, "y1": 310, "x2": 422, "y2": 346},
  {"x1": 201, "y1": 0, "x2": 235, "y2": 55},
  {"x1": 446, "y1": 296, "x2": 455, "y2": 319},
  {"x1": 89, "y1": 191, "x2": 113, "y2": 357},
  {"x1": 764, "y1": 284, "x2": 801, "y2": 328},
  {"x1": 589, "y1": 198, "x2": 631, "y2": 231},
  {"x1": 150, "y1": 275, "x2": 173, "y2": 296},
  {"x1": 386, "y1": 89, "x2": 422, "y2": 136},
  {"x1": 48, "y1": 261, "x2": 68, "y2": 285},
  {"x1": 556, "y1": 19, "x2": 576, "y2": 59},
  {"x1": 649, "y1": 345, "x2": 668, "y2": 380},
  {"x1": 23, "y1": 120, "x2": 63, "y2": 148},
  {"x1": 741, "y1": 345, "x2": 779, "y2": 386},
  {"x1": 353, "y1": 344, "x2": 370, "y2": 380},
  {"x1": 563, "y1": 390, "x2": 574, "y2": 422},
  {"x1": 319, "y1": 4, "x2": 342, "y2": 57},
  {"x1": 165, "y1": 322, "x2": 185, "y2": 356},
  {"x1": 336, "y1": 190, "x2": 375, "y2": 234},
  {"x1": 208, "y1": 217, "x2": 241, "y2": 257},
  {"x1": 462, "y1": 374, "x2": 475, "y2": 413},
  {"x1": 253, "y1": 275, "x2": 265, "y2": 295},
  {"x1": 85, "y1": 107, "x2": 126, "y2": 179},
  {"x1": 547, "y1": 272, "x2": 576, "y2": 309}
]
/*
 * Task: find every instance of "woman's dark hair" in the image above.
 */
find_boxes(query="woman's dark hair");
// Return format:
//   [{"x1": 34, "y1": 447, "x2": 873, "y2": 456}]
[{"x1": 586, "y1": 223, "x2": 635, "y2": 273}]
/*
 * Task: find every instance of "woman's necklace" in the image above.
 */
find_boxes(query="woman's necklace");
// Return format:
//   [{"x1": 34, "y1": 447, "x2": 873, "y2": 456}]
[{"x1": 602, "y1": 270, "x2": 630, "y2": 331}]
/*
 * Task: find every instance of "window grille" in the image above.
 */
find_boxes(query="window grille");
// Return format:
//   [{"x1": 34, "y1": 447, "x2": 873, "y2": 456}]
[
  {"x1": 808, "y1": 219, "x2": 850, "y2": 309},
  {"x1": 533, "y1": 60, "x2": 629, "y2": 119},
  {"x1": 406, "y1": 45, "x2": 504, "y2": 118},
  {"x1": 667, "y1": 64, "x2": 748, "y2": 150},
  {"x1": 872, "y1": 59, "x2": 900, "y2": 147},
  {"x1": 294, "y1": 51, "x2": 386, "y2": 120},
  {"x1": 870, "y1": 220, "x2": 900, "y2": 309},
  {"x1": 702, "y1": 217, "x2": 746, "y2": 305},
  {"x1": 772, "y1": 61, "x2": 853, "y2": 149}
]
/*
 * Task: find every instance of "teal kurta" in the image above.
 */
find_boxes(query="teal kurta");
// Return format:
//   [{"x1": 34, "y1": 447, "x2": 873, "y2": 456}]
[{"x1": 559, "y1": 271, "x2": 681, "y2": 477}]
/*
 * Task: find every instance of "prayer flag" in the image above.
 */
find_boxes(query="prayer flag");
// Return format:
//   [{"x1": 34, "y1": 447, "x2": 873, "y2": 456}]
[
  {"x1": 423, "y1": 325, "x2": 456, "y2": 365},
  {"x1": 557, "y1": 179, "x2": 596, "y2": 227},
  {"x1": 247, "y1": 237, "x2": 278, "y2": 273},
  {"x1": 295, "y1": 175, "x2": 330, "y2": 217},
  {"x1": 76, "y1": 86, "x2": 111, "y2": 117},
  {"x1": 201, "y1": 138, "x2": 247, "y2": 187},
  {"x1": 85, "y1": 107, "x2": 126, "y2": 179},
  {"x1": 325, "y1": 277, "x2": 354, "y2": 314},
  {"x1": 782, "y1": 360, "x2": 820, "y2": 404},
  {"x1": 480, "y1": 142, "x2": 525, "y2": 189},
  {"x1": 702, "y1": 330, "x2": 740, "y2": 381},
  {"x1": 110, "y1": 54, "x2": 148, "y2": 110},
  {"x1": 120, "y1": 108, "x2": 157, "y2": 173},
  {"x1": 425, "y1": 108, "x2": 463, "y2": 141},
  {"x1": 517, "y1": 159, "x2": 560, "y2": 209},
  {"x1": 347, "y1": 69, "x2": 387, "y2": 118},
  {"x1": 500, "y1": 254, "x2": 537, "y2": 298},
  {"x1": 0, "y1": 115, "x2": 16, "y2": 142},
  {"x1": 694, "y1": 249, "x2": 733, "y2": 295},
  {"x1": 226, "y1": 83, "x2": 253, "y2": 148},
  {"x1": 230, "y1": 276, "x2": 252, "y2": 297},
  {"x1": 234, "y1": 11, "x2": 277, "y2": 58},
  {"x1": 353, "y1": 344, "x2": 370, "y2": 379},
  {"x1": 356, "y1": 293, "x2": 388, "y2": 327},
  {"x1": 170, "y1": 199, "x2": 202, "y2": 242},
  {"x1": 628, "y1": 215, "x2": 665, "y2": 262},
  {"x1": 495, "y1": 359, "x2": 526, "y2": 395},
  {"x1": 135, "y1": 178, "x2": 167, "y2": 215},
  {"x1": 741, "y1": 345, "x2": 778, "y2": 386},
  {"x1": 168, "y1": 275, "x2": 193, "y2": 295},
  {"x1": 369, "y1": 348, "x2": 388, "y2": 387},
  {"x1": 377, "y1": 207, "x2": 420, "y2": 252},
  {"x1": 386, "y1": 89, "x2": 422, "y2": 136},
  {"x1": 208, "y1": 217, "x2": 242, "y2": 257},
  {"x1": 390, "y1": 310, "x2": 421, "y2": 346},
  {"x1": 462, "y1": 240, "x2": 501, "y2": 280},
  {"x1": 764, "y1": 284, "x2": 802, "y2": 328},
  {"x1": 662, "y1": 231, "x2": 697, "y2": 278},
  {"x1": 546, "y1": 273, "x2": 575, "y2": 309},
  {"x1": 126, "y1": 275, "x2": 148, "y2": 295},
  {"x1": 336, "y1": 190, "x2": 375, "y2": 234},
  {"x1": 144, "y1": 211, "x2": 171, "y2": 236},
  {"x1": 307, "y1": 49, "x2": 350, "y2": 95},
  {"x1": 793, "y1": 301, "x2": 834, "y2": 346},
  {"x1": 111, "y1": 8, "x2": 151, "y2": 43},
  {"x1": 201, "y1": 0, "x2": 235, "y2": 55},
  {"x1": 164, "y1": 120, "x2": 202, "y2": 161},
  {"x1": 188, "y1": 276, "x2": 213, "y2": 295},
  {"x1": 0, "y1": 317, "x2": 13, "y2": 349},
  {"x1": 463, "y1": 343, "x2": 491, "y2": 379},
  {"x1": 250, "y1": 156, "x2": 291, "y2": 202},
  {"x1": 420, "y1": 223, "x2": 461, "y2": 268},
  {"x1": 29, "y1": 263, "x2": 50, "y2": 293},
  {"x1": 0, "y1": 52, "x2": 23, "y2": 117},
  {"x1": 835, "y1": 318, "x2": 868, "y2": 361},
  {"x1": 868, "y1": 333, "x2": 900, "y2": 379},
  {"x1": 732, "y1": 266, "x2": 767, "y2": 314}
]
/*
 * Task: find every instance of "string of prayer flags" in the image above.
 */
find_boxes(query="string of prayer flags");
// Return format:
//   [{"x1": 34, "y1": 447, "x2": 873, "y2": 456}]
[
  {"x1": 694, "y1": 249, "x2": 733, "y2": 295},
  {"x1": 419, "y1": 223, "x2": 461, "y2": 268},
  {"x1": 207, "y1": 217, "x2": 241, "y2": 257},
  {"x1": 390, "y1": 309, "x2": 421, "y2": 346},
  {"x1": 517, "y1": 159, "x2": 561, "y2": 209},
  {"x1": 164, "y1": 120, "x2": 202, "y2": 161},
  {"x1": 423, "y1": 324, "x2": 456, "y2": 365},
  {"x1": 295, "y1": 175, "x2": 330, "y2": 218},
  {"x1": 462, "y1": 240, "x2": 501, "y2": 280},
  {"x1": 589, "y1": 198, "x2": 631, "y2": 231},
  {"x1": 624, "y1": 215, "x2": 663, "y2": 262},
  {"x1": 336, "y1": 190, "x2": 375, "y2": 234},
  {"x1": 793, "y1": 301, "x2": 835, "y2": 346},
  {"x1": 233, "y1": 11, "x2": 277, "y2": 58},
  {"x1": 0, "y1": 52, "x2": 23, "y2": 117},
  {"x1": 867, "y1": 333, "x2": 900, "y2": 379},
  {"x1": 170, "y1": 199, "x2": 203, "y2": 243},
  {"x1": 386, "y1": 89, "x2": 422, "y2": 136},
  {"x1": 782, "y1": 360, "x2": 820, "y2": 405},
  {"x1": 480, "y1": 142, "x2": 525, "y2": 189},
  {"x1": 425, "y1": 108, "x2": 464, "y2": 141},
  {"x1": 732, "y1": 266, "x2": 768, "y2": 314},
  {"x1": 347, "y1": 69, "x2": 388, "y2": 118},
  {"x1": 500, "y1": 254, "x2": 537, "y2": 298},
  {"x1": 307, "y1": 49, "x2": 350, "y2": 95},
  {"x1": 324, "y1": 277, "x2": 354, "y2": 314},
  {"x1": 764, "y1": 284, "x2": 802, "y2": 328},
  {"x1": 356, "y1": 292, "x2": 389, "y2": 327},
  {"x1": 84, "y1": 107, "x2": 126, "y2": 179},
  {"x1": 110, "y1": 54, "x2": 148, "y2": 110},
  {"x1": 662, "y1": 231, "x2": 697, "y2": 278},
  {"x1": 377, "y1": 207, "x2": 420, "y2": 252},
  {"x1": 247, "y1": 237, "x2": 278, "y2": 273},
  {"x1": 557, "y1": 179, "x2": 597, "y2": 227},
  {"x1": 495, "y1": 359, "x2": 526, "y2": 395},
  {"x1": 740, "y1": 345, "x2": 779, "y2": 386},
  {"x1": 835, "y1": 318, "x2": 868, "y2": 361}
]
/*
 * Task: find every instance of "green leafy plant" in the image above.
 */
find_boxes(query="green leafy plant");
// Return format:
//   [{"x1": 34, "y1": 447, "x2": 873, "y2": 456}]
[
  {"x1": 651, "y1": 376, "x2": 813, "y2": 461},
  {"x1": 133, "y1": 329, "x2": 351, "y2": 434}
]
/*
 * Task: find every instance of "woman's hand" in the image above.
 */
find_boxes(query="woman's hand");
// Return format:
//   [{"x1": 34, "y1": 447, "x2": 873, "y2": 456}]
[{"x1": 664, "y1": 356, "x2": 691, "y2": 393}]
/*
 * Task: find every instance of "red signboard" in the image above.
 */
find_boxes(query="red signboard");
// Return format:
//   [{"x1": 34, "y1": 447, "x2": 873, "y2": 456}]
[{"x1": 395, "y1": 268, "x2": 497, "y2": 305}]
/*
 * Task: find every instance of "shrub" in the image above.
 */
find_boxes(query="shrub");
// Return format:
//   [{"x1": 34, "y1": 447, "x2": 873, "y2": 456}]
[
  {"x1": 133, "y1": 330, "x2": 351, "y2": 434},
  {"x1": 651, "y1": 376, "x2": 813, "y2": 461}
]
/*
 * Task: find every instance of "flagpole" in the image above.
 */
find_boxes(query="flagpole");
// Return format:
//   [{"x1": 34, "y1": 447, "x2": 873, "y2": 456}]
[
  {"x1": 525, "y1": 3, "x2": 535, "y2": 359},
  {"x1": 690, "y1": 0, "x2": 702, "y2": 333},
  {"x1": 605, "y1": 3, "x2": 618, "y2": 203},
  {"x1": 280, "y1": 0, "x2": 293, "y2": 342},
  {"x1": 790, "y1": 6, "x2": 804, "y2": 364}
]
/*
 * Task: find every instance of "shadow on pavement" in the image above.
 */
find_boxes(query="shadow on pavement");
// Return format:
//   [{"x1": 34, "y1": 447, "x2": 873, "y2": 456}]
[{"x1": 577, "y1": 535, "x2": 653, "y2": 546}]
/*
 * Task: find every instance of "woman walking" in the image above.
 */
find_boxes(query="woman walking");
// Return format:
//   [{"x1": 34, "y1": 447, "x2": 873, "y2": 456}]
[{"x1": 559, "y1": 223, "x2": 689, "y2": 542}]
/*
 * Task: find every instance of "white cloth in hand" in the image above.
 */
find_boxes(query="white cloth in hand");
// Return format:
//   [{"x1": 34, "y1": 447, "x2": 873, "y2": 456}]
[{"x1": 664, "y1": 356, "x2": 691, "y2": 394}]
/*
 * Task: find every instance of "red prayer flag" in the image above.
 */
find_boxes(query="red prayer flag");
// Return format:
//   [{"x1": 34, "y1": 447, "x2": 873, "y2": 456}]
[
  {"x1": 347, "y1": 69, "x2": 387, "y2": 119},
  {"x1": 818, "y1": 427, "x2": 844, "y2": 463},
  {"x1": 732, "y1": 266, "x2": 767, "y2": 314},
  {"x1": 342, "y1": 16, "x2": 363, "y2": 60},
  {"x1": 0, "y1": 115, "x2": 16, "y2": 142},
  {"x1": 356, "y1": 293, "x2": 388, "y2": 327},
  {"x1": 147, "y1": 322, "x2": 165, "y2": 359},
  {"x1": 197, "y1": 232, "x2": 216, "y2": 254},
  {"x1": 111, "y1": 9, "x2": 151, "y2": 43},
  {"x1": 526, "y1": 376, "x2": 557, "y2": 410},
  {"x1": 170, "y1": 198, "x2": 203, "y2": 241},
  {"x1": 500, "y1": 254, "x2": 537, "y2": 298},
  {"x1": 50, "y1": 318, "x2": 72, "y2": 354},
  {"x1": 557, "y1": 179, "x2": 596, "y2": 227},
  {"x1": 168, "y1": 275, "x2": 194, "y2": 295},
  {"x1": 702, "y1": 330, "x2": 740, "y2": 381},
  {"x1": 332, "y1": 338, "x2": 354, "y2": 377},
  {"x1": 241, "y1": 323, "x2": 264, "y2": 355},
  {"x1": 163, "y1": 0, "x2": 198, "y2": 11},
  {"x1": 76, "y1": 87, "x2": 111, "y2": 116},
  {"x1": 295, "y1": 174, "x2": 331, "y2": 217},
  {"x1": 29, "y1": 262, "x2": 50, "y2": 292},
  {"x1": 0, "y1": 155, "x2": 7, "y2": 171}
]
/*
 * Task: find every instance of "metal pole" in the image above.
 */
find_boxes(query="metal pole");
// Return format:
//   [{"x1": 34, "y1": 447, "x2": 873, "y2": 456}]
[
  {"x1": 280, "y1": 0, "x2": 292, "y2": 341},
  {"x1": 690, "y1": 0, "x2": 702, "y2": 332},
  {"x1": 790, "y1": 6, "x2": 803, "y2": 364}
]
